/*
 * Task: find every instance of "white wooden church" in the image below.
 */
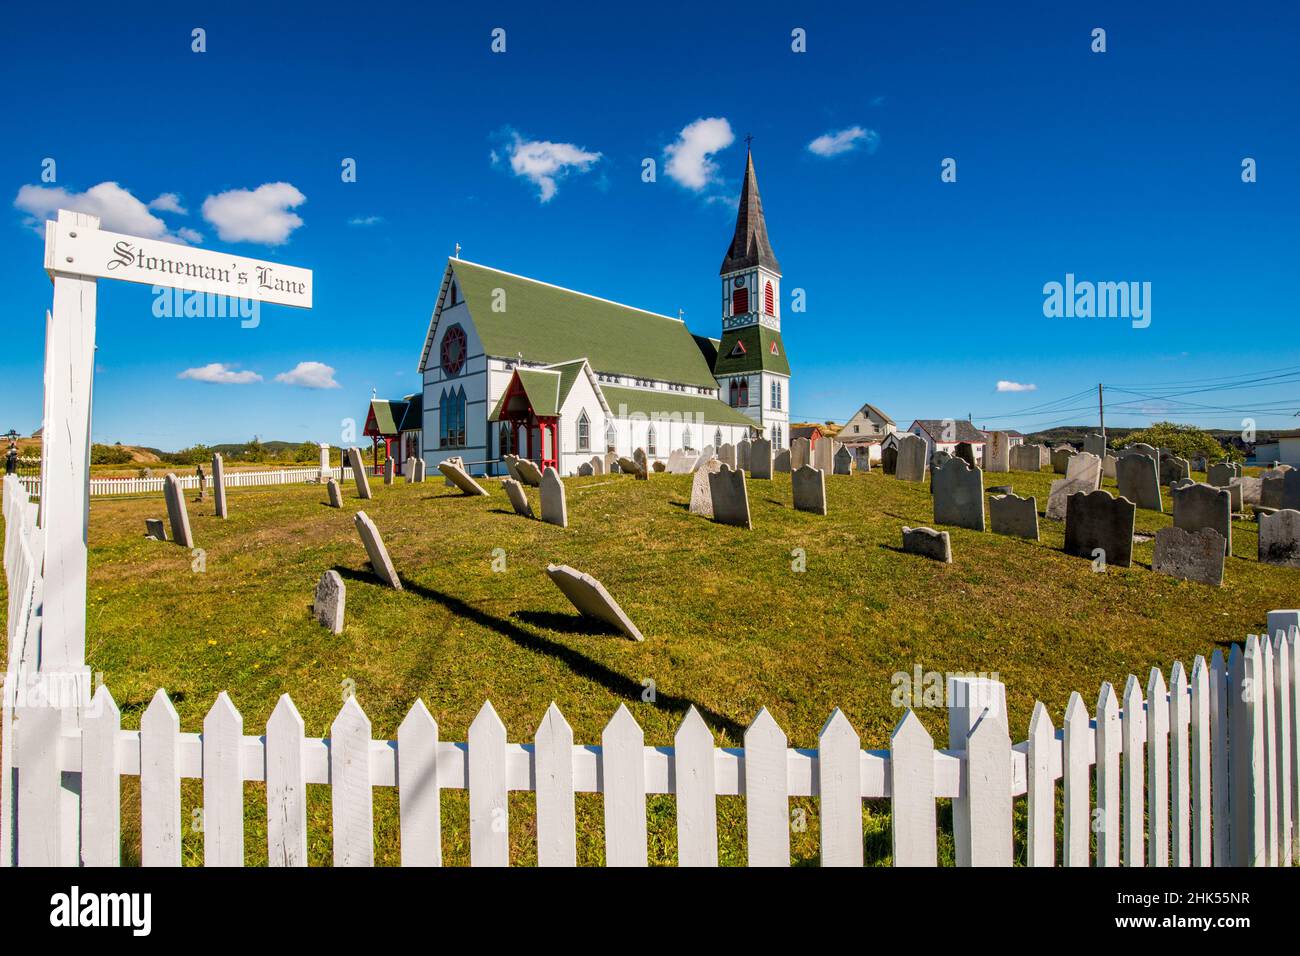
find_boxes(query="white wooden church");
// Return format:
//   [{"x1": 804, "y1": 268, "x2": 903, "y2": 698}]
[{"x1": 403, "y1": 150, "x2": 792, "y2": 476}]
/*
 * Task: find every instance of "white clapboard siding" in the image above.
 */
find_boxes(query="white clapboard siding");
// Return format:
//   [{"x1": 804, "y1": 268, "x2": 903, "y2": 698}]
[
  {"x1": 1210, "y1": 649, "x2": 1229, "y2": 866},
  {"x1": 1026, "y1": 703, "x2": 1055, "y2": 867},
  {"x1": 818, "y1": 709, "x2": 863, "y2": 867},
  {"x1": 674, "y1": 706, "x2": 718, "y2": 867},
  {"x1": 468, "y1": 700, "x2": 509, "y2": 867},
  {"x1": 1096, "y1": 682, "x2": 1121, "y2": 867},
  {"x1": 602, "y1": 705, "x2": 647, "y2": 866},
  {"x1": 330, "y1": 696, "x2": 374, "y2": 867},
  {"x1": 398, "y1": 699, "x2": 442, "y2": 867},
  {"x1": 1146, "y1": 668, "x2": 1169, "y2": 867},
  {"x1": 890, "y1": 710, "x2": 937, "y2": 866},
  {"x1": 965, "y1": 713, "x2": 1012, "y2": 866},
  {"x1": 80, "y1": 685, "x2": 121, "y2": 866},
  {"x1": 1169, "y1": 662, "x2": 1190, "y2": 868},
  {"x1": 533, "y1": 703, "x2": 574, "y2": 867},
  {"x1": 140, "y1": 689, "x2": 182, "y2": 866},
  {"x1": 203, "y1": 692, "x2": 244, "y2": 867},
  {"x1": 266, "y1": 694, "x2": 308, "y2": 867},
  {"x1": 1062, "y1": 692, "x2": 1090, "y2": 867},
  {"x1": 743, "y1": 707, "x2": 789, "y2": 867},
  {"x1": 1190, "y1": 656, "x2": 1212, "y2": 866}
]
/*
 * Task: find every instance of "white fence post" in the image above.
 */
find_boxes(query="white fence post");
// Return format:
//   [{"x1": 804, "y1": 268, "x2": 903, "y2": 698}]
[{"x1": 948, "y1": 676, "x2": 1007, "y2": 866}]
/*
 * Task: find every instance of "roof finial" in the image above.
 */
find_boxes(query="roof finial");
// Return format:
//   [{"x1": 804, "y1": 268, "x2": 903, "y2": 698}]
[
  {"x1": 744, "y1": 133, "x2": 753, "y2": 151},
  {"x1": 678, "y1": 307, "x2": 685, "y2": 322},
  {"x1": 454, "y1": 242, "x2": 461, "y2": 259}
]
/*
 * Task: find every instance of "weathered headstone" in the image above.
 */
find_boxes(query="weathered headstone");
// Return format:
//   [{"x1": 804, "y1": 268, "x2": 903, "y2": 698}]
[
  {"x1": 1160, "y1": 456, "x2": 1191, "y2": 487},
  {"x1": 347, "y1": 447, "x2": 372, "y2": 499},
  {"x1": 1233, "y1": 476, "x2": 1261, "y2": 506},
  {"x1": 773, "y1": 449, "x2": 791, "y2": 473},
  {"x1": 985, "y1": 432, "x2": 1011, "y2": 473},
  {"x1": 633, "y1": 447, "x2": 648, "y2": 474},
  {"x1": 1102, "y1": 454, "x2": 1117, "y2": 480},
  {"x1": 653, "y1": 461, "x2": 666, "y2": 472},
  {"x1": 1224, "y1": 480, "x2": 1243, "y2": 514},
  {"x1": 319, "y1": 442, "x2": 331, "y2": 480},
  {"x1": 577, "y1": 462, "x2": 593, "y2": 477},
  {"x1": 1153, "y1": 527, "x2": 1225, "y2": 586},
  {"x1": 1064, "y1": 489, "x2": 1135, "y2": 568},
  {"x1": 882, "y1": 446, "x2": 898, "y2": 475},
  {"x1": 689, "y1": 457, "x2": 722, "y2": 517},
  {"x1": 813, "y1": 438, "x2": 836, "y2": 475},
  {"x1": 439, "y1": 459, "x2": 489, "y2": 496},
  {"x1": 384, "y1": 457, "x2": 395, "y2": 485},
  {"x1": 833, "y1": 445, "x2": 853, "y2": 476},
  {"x1": 932, "y1": 458, "x2": 985, "y2": 531},
  {"x1": 144, "y1": 517, "x2": 167, "y2": 541},
  {"x1": 691, "y1": 445, "x2": 716, "y2": 472},
  {"x1": 1261, "y1": 471, "x2": 1287, "y2": 509},
  {"x1": 503, "y1": 454, "x2": 522, "y2": 482},
  {"x1": 589, "y1": 455, "x2": 606, "y2": 476},
  {"x1": 354, "y1": 511, "x2": 401, "y2": 588},
  {"x1": 791, "y1": 464, "x2": 827, "y2": 515},
  {"x1": 1190, "y1": 456, "x2": 1208, "y2": 473},
  {"x1": 539, "y1": 466, "x2": 568, "y2": 527},
  {"x1": 718, "y1": 443, "x2": 736, "y2": 469},
  {"x1": 212, "y1": 452, "x2": 228, "y2": 518},
  {"x1": 895, "y1": 433, "x2": 928, "y2": 482},
  {"x1": 1065, "y1": 451, "x2": 1103, "y2": 490},
  {"x1": 545, "y1": 563, "x2": 644, "y2": 641},
  {"x1": 1283, "y1": 470, "x2": 1300, "y2": 510},
  {"x1": 1258, "y1": 509, "x2": 1300, "y2": 567},
  {"x1": 1172, "y1": 482, "x2": 1231, "y2": 554},
  {"x1": 414, "y1": 459, "x2": 426, "y2": 482},
  {"x1": 326, "y1": 478, "x2": 343, "y2": 508},
  {"x1": 515, "y1": 458, "x2": 543, "y2": 487},
  {"x1": 955, "y1": 442, "x2": 977, "y2": 469},
  {"x1": 1207, "y1": 462, "x2": 1235, "y2": 487},
  {"x1": 1045, "y1": 476, "x2": 1096, "y2": 521},
  {"x1": 1116, "y1": 452, "x2": 1162, "y2": 511},
  {"x1": 1050, "y1": 445, "x2": 1075, "y2": 475},
  {"x1": 604, "y1": 452, "x2": 618, "y2": 474},
  {"x1": 750, "y1": 438, "x2": 772, "y2": 478},
  {"x1": 503, "y1": 477, "x2": 534, "y2": 517},
  {"x1": 708, "y1": 463, "x2": 752, "y2": 528},
  {"x1": 163, "y1": 474, "x2": 194, "y2": 548},
  {"x1": 901, "y1": 526, "x2": 952, "y2": 563},
  {"x1": 617, "y1": 455, "x2": 646, "y2": 480},
  {"x1": 790, "y1": 437, "x2": 812, "y2": 471},
  {"x1": 1084, "y1": 433, "x2": 1106, "y2": 459},
  {"x1": 402, "y1": 457, "x2": 415, "y2": 482},
  {"x1": 1038, "y1": 444, "x2": 1052, "y2": 469},
  {"x1": 737, "y1": 439, "x2": 751, "y2": 472},
  {"x1": 1009, "y1": 444, "x2": 1041, "y2": 472},
  {"x1": 313, "y1": 570, "x2": 346, "y2": 634},
  {"x1": 930, "y1": 450, "x2": 952, "y2": 474},
  {"x1": 988, "y1": 493, "x2": 1039, "y2": 540}
]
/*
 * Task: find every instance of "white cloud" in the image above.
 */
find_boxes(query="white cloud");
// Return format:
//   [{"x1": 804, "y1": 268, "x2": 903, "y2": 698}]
[
  {"x1": 275, "y1": 361, "x2": 339, "y2": 389},
  {"x1": 996, "y1": 380, "x2": 1038, "y2": 393},
  {"x1": 807, "y1": 126, "x2": 879, "y2": 158},
  {"x1": 348, "y1": 215, "x2": 384, "y2": 227},
  {"x1": 175, "y1": 227, "x2": 204, "y2": 244},
  {"x1": 148, "y1": 192, "x2": 188, "y2": 214},
  {"x1": 178, "y1": 363, "x2": 262, "y2": 385},
  {"x1": 664, "y1": 117, "x2": 734, "y2": 190},
  {"x1": 201, "y1": 182, "x2": 306, "y2": 245},
  {"x1": 14, "y1": 181, "x2": 195, "y2": 242},
  {"x1": 502, "y1": 134, "x2": 602, "y2": 202}
]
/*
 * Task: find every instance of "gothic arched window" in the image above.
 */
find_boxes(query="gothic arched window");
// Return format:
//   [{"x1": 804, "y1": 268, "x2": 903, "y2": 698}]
[
  {"x1": 683, "y1": 427, "x2": 693, "y2": 452},
  {"x1": 440, "y1": 388, "x2": 466, "y2": 448},
  {"x1": 714, "y1": 427, "x2": 723, "y2": 448},
  {"x1": 738, "y1": 378, "x2": 749, "y2": 406},
  {"x1": 647, "y1": 425, "x2": 657, "y2": 456},
  {"x1": 577, "y1": 411, "x2": 590, "y2": 452},
  {"x1": 729, "y1": 379, "x2": 739, "y2": 406}
]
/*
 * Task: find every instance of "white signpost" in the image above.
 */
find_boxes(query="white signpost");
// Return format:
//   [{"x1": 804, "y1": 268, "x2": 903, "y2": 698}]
[{"x1": 12, "y1": 208, "x2": 312, "y2": 865}]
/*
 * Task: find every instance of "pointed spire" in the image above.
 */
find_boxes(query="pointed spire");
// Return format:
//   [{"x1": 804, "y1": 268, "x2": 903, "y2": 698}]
[{"x1": 719, "y1": 149, "x2": 781, "y2": 276}]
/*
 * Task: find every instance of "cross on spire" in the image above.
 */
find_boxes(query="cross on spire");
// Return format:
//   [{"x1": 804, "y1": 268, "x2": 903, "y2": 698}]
[{"x1": 744, "y1": 133, "x2": 753, "y2": 149}]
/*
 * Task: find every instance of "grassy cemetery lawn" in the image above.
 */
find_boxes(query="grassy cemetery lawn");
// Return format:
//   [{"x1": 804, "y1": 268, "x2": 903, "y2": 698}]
[{"x1": 3, "y1": 466, "x2": 1292, "y2": 865}]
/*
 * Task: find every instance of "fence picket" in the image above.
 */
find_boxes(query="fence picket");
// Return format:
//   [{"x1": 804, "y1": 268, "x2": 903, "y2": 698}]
[
  {"x1": 203, "y1": 692, "x2": 244, "y2": 867},
  {"x1": 1261, "y1": 638, "x2": 1278, "y2": 866},
  {"x1": 1190, "y1": 656, "x2": 1211, "y2": 866},
  {"x1": 743, "y1": 707, "x2": 789, "y2": 867},
  {"x1": 140, "y1": 689, "x2": 181, "y2": 867},
  {"x1": 1228, "y1": 642, "x2": 1247, "y2": 864},
  {"x1": 330, "y1": 696, "x2": 374, "y2": 867},
  {"x1": 1146, "y1": 669, "x2": 1169, "y2": 867},
  {"x1": 1289, "y1": 628, "x2": 1300, "y2": 865},
  {"x1": 398, "y1": 699, "x2": 441, "y2": 867},
  {"x1": 1062, "y1": 692, "x2": 1090, "y2": 867},
  {"x1": 674, "y1": 706, "x2": 718, "y2": 867},
  {"x1": 1242, "y1": 637, "x2": 1266, "y2": 865},
  {"x1": 14, "y1": 703, "x2": 61, "y2": 866},
  {"x1": 80, "y1": 685, "x2": 121, "y2": 866},
  {"x1": 1026, "y1": 702, "x2": 1054, "y2": 867},
  {"x1": 534, "y1": 702, "x2": 574, "y2": 867},
  {"x1": 602, "y1": 704, "x2": 647, "y2": 867},
  {"x1": 1169, "y1": 662, "x2": 1190, "y2": 867},
  {"x1": 890, "y1": 710, "x2": 937, "y2": 866},
  {"x1": 468, "y1": 700, "x2": 509, "y2": 867},
  {"x1": 1210, "y1": 649, "x2": 1229, "y2": 865},
  {"x1": 1275, "y1": 633, "x2": 1293, "y2": 867},
  {"x1": 818, "y1": 708, "x2": 863, "y2": 867},
  {"x1": 1096, "y1": 682, "x2": 1121, "y2": 867},
  {"x1": 1121, "y1": 676, "x2": 1145, "y2": 867},
  {"x1": 965, "y1": 712, "x2": 1012, "y2": 866},
  {"x1": 266, "y1": 694, "x2": 307, "y2": 867}
]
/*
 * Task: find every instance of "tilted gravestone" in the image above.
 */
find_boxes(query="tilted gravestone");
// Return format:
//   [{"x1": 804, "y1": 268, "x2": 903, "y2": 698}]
[
  {"x1": 326, "y1": 478, "x2": 343, "y2": 508},
  {"x1": 717, "y1": 443, "x2": 736, "y2": 469},
  {"x1": 617, "y1": 455, "x2": 646, "y2": 479},
  {"x1": 1065, "y1": 451, "x2": 1103, "y2": 490},
  {"x1": 1160, "y1": 456, "x2": 1191, "y2": 487},
  {"x1": 1116, "y1": 452, "x2": 1162, "y2": 512},
  {"x1": 144, "y1": 517, "x2": 167, "y2": 541},
  {"x1": 354, "y1": 511, "x2": 401, "y2": 589},
  {"x1": 833, "y1": 445, "x2": 854, "y2": 475},
  {"x1": 985, "y1": 432, "x2": 1011, "y2": 473},
  {"x1": 212, "y1": 452, "x2": 228, "y2": 518},
  {"x1": 1153, "y1": 527, "x2": 1225, "y2": 587},
  {"x1": 773, "y1": 449, "x2": 792, "y2": 473},
  {"x1": 737, "y1": 439, "x2": 751, "y2": 471},
  {"x1": 439, "y1": 460, "x2": 489, "y2": 496},
  {"x1": 1084, "y1": 433, "x2": 1106, "y2": 459},
  {"x1": 384, "y1": 457, "x2": 395, "y2": 485},
  {"x1": 503, "y1": 454, "x2": 523, "y2": 482},
  {"x1": 1258, "y1": 509, "x2": 1300, "y2": 567},
  {"x1": 1050, "y1": 445, "x2": 1075, "y2": 475},
  {"x1": 503, "y1": 478, "x2": 534, "y2": 518},
  {"x1": 689, "y1": 457, "x2": 722, "y2": 517},
  {"x1": 1064, "y1": 489, "x2": 1135, "y2": 568},
  {"x1": 901, "y1": 526, "x2": 952, "y2": 563},
  {"x1": 955, "y1": 442, "x2": 978, "y2": 469},
  {"x1": 313, "y1": 570, "x2": 346, "y2": 634},
  {"x1": 881, "y1": 446, "x2": 898, "y2": 475},
  {"x1": 988, "y1": 493, "x2": 1039, "y2": 540},
  {"x1": 514, "y1": 458, "x2": 543, "y2": 487},
  {"x1": 708, "y1": 463, "x2": 752, "y2": 528},
  {"x1": 932, "y1": 458, "x2": 985, "y2": 531},
  {"x1": 895, "y1": 433, "x2": 928, "y2": 482},
  {"x1": 1207, "y1": 462, "x2": 1235, "y2": 487},
  {"x1": 791, "y1": 464, "x2": 827, "y2": 515},
  {"x1": 545, "y1": 563, "x2": 644, "y2": 641},
  {"x1": 163, "y1": 474, "x2": 194, "y2": 548},
  {"x1": 750, "y1": 438, "x2": 772, "y2": 479},
  {"x1": 1009, "y1": 444, "x2": 1041, "y2": 472},
  {"x1": 347, "y1": 447, "x2": 372, "y2": 499},
  {"x1": 539, "y1": 466, "x2": 568, "y2": 527},
  {"x1": 790, "y1": 437, "x2": 812, "y2": 471},
  {"x1": 1172, "y1": 482, "x2": 1231, "y2": 554},
  {"x1": 1045, "y1": 476, "x2": 1095, "y2": 521}
]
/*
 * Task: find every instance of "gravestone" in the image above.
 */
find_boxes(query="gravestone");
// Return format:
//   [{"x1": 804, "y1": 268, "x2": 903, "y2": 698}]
[
  {"x1": 653, "y1": 461, "x2": 666, "y2": 473},
  {"x1": 1064, "y1": 489, "x2": 1135, "y2": 568},
  {"x1": 750, "y1": 438, "x2": 772, "y2": 479},
  {"x1": 633, "y1": 448, "x2": 648, "y2": 474},
  {"x1": 1160, "y1": 456, "x2": 1191, "y2": 486},
  {"x1": 1045, "y1": 476, "x2": 1096, "y2": 521},
  {"x1": 1261, "y1": 471, "x2": 1287, "y2": 509},
  {"x1": 1153, "y1": 527, "x2": 1225, "y2": 587},
  {"x1": 791, "y1": 464, "x2": 827, "y2": 515},
  {"x1": 1258, "y1": 509, "x2": 1300, "y2": 567},
  {"x1": 384, "y1": 457, "x2": 395, "y2": 485},
  {"x1": 212, "y1": 452, "x2": 228, "y2": 518},
  {"x1": 1233, "y1": 476, "x2": 1261, "y2": 506},
  {"x1": 413, "y1": 459, "x2": 426, "y2": 482},
  {"x1": 163, "y1": 474, "x2": 194, "y2": 548},
  {"x1": 1038, "y1": 444, "x2": 1052, "y2": 469},
  {"x1": 691, "y1": 445, "x2": 716, "y2": 472},
  {"x1": 354, "y1": 511, "x2": 401, "y2": 589},
  {"x1": 987, "y1": 485, "x2": 1013, "y2": 496},
  {"x1": 1224, "y1": 480, "x2": 1243, "y2": 513},
  {"x1": 515, "y1": 459, "x2": 543, "y2": 487},
  {"x1": 774, "y1": 449, "x2": 791, "y2": 473},
  {"x1": 932, "y1": 458, "x2": 985, "y2": 531},
  {"x1": 439, "y1": 460, "x2": 489, "y2": 496},
  {"x1": 319, "y1": 442, "x2": 331, "y2": 480},
  {"x1": 577, "y1": 462, "x2": 593, "y2": 477},
  {"x1": 197, "y1": 469, "x2": 207, "y2": 502},
  {"x1": 313, "y1": 570, "x2": 346, "y2": 634},
  {"x1": 988, "y1": 493, "x2": 1039, "y2": 540},
  {"x1": 737, "y1": 439, "x2": 751, "y2": 472},
  {"x1": 1207, "y1": 462, "x2": 1235, "y2": 487},
  {"x1": 985, "y1": 432, "x2": 1011, "y2": 473},
  {"x1": 931, "y1": 450, "x2": 952, "y2": 473},
  {"x1": 790, "y1": 437, "x2": 812, "y2": 471},
  {"x1": 901, "y1": 526, "x2": 952, "y2": 563},
  {"x1": 882, "y1": 446, "x2": 898, "y2": 475},
  {"x1": 833, "y1": 446, "x2": 853, "y2": 475},
  {"x1": 1116, "y1": 452, "x2": 1162, "y2": 511},
  {"x1": 718, "y1": 443, "x2": 736, "y2": 469},
  {"x1": 539, "y1": 466, "x2": 568, "y2": 527},
  {"x1": 590, "y1": 455, "x2": 606, "y2": 476},
  {"x1": 689, "y1": 457, "x2": 722, "y2": 516},
  {"x1": 545, "y1": 563, "x2": 644, "y2": 641},
  {"x1": 347, "y1": 447, "x2": 372, "y2": 499},
  {"x1": 1254, "y1": 506, "x2": 1278, "y2": 521},
  {"x1": 1050, "y1": 446, "x2": 1075, "y2": 475},
  {"x1": 814, "y1": 438, "x2": 836, "y2": 475},
  {"x1": 1009, "y1": 445, "x2": 1041, "y2": 472},
  {"x1": 1084, "y1": 433, "x2": 1106, "y2": 459},
  {"x1": 326, "y1": 478, "x2": 343, "y2": 508},
  {"x1": 617, "y1": 455, "x2": 646, "y2": 479},
  {"x1": 955, "y1": 442, "x2": 978, "y2": 469},
  {"x1": 1282, "y1": 470, "x2": 1300, "y2": 510},
  {"x1": 1190, "y1": 456, "x2": 1208, "y2": 473},
  {"x1": 1102, "y1": 454, "x2": 1117, "y2": 481},
  {"x1": 604, "y1": 452, "x2": 618, "y2": 474},
  {"x1": 895, "y1": 433, "x2": 928, "y2": 482},
  {"x1": 404, "y1": 456, "x2": 416, "y2": 482},
  {"x1": 708, "y1": 463, "x2": 752, "y2": 528},
  {"x1": 1065, "y1": 451, "x2": 1103, "y2": 490},
  {"x1": 1120, "y1": 442, "x2": 1158, "y2": 462},
  {"x1": 503, "y1": 454, "x2": 522, "y2": 482},
  {"x1": 144, "y1": 518, "x2": 167, "y2": 541},
  {"x1": 1170, "y1": 478, "x2": 1195, "y2": 492},
  {"x1": 1172, "y1": 482, "x2": 1231, "y2": 554},
  {"x1": 503, "y1": 478, "x2": 534, "y2": 518}
]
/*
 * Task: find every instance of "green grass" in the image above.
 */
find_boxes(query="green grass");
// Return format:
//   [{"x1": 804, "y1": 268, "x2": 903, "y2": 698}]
[{"x1": 3, "y1": 466, "x2": 1292, "y2": 865}]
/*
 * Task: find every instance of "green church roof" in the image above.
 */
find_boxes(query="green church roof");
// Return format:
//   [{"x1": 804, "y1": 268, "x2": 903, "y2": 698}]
[
  {"x1": 600, "y1": 385, "x2": 755, "y2": 427},
  {"x1": 713, "y1": 326, "x2": 791, "y2": 376}
]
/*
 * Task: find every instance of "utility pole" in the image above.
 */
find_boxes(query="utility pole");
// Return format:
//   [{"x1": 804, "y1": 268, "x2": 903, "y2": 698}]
[{"x1": 1098, "y1": 383, "x2": 1106, "y2": 442}]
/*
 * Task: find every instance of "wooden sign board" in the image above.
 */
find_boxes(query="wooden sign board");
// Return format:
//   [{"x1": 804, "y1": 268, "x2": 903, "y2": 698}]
[{"x1": 44, "y1": 218, "x2": 313, "y2": 309}]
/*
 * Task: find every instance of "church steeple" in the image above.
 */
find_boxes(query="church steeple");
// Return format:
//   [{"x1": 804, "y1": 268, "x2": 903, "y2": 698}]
[{"x1": 719, "y1": 149, "x2": 781, "y2": 277}]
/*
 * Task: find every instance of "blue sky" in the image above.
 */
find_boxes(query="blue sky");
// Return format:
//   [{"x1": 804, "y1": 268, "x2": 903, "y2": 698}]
[{"x1": 0, "y1": 1, "x2": 1296, "y2": 448}]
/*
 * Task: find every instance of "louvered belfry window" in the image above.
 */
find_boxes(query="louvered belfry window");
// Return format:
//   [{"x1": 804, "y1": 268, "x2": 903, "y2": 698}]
[
  {"x1": 764, "y1": 281, "x2": 774, "y2": 315},
  {"x1": 732, "y1": 287, "x2": 749, "y2": 315}
]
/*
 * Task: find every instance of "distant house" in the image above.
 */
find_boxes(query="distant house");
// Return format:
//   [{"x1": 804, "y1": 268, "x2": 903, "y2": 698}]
[
  {"x1": 907, "y1": 419, "x2": 988, "y2": 461},
  {"x1": 1272, "y1": 433, "x2": 1300, "y2": 466},
  {"x1": 838, "y1": 403, "x2": 895, "y2": 465},
  {"x1": 789, "y1": 424, "x2": 824, "y2": 447},
  {"x1": 363, "y1": 394, "x2": 423, "y2": 474},
  {"x1": 1254, "y1": 440, "x2": 1282, "y2": 465},
  {"x1": 1004, "y1": 429, "x2": 1025, "y2": 447}
]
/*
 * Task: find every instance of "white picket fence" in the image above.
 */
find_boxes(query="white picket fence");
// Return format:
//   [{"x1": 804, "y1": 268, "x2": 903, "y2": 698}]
[{"x1": 17, "y1": 465, "x2": 354, "y2": 499}]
